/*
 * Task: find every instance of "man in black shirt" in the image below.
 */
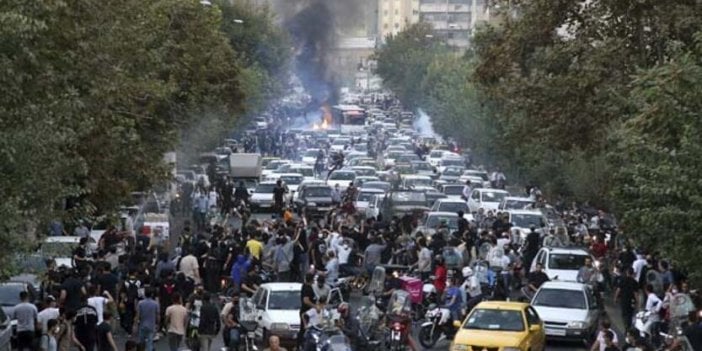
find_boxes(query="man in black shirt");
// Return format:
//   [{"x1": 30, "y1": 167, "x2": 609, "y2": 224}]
[
  {"x1": 298, "y1": 273, "x2": 316, "y2": 347},
  {"x1": 96, "y1": 311, "x2": 118, "y2": 351},
  {"x1": 523, "y1": 227, "x2": 540, "y2": 271},
  {"x1": 60, "y1": 269, "x2": 86, "y2": 312},
  {"x1": 614, "y1": 267, "x2": 640, "y2": 328},
  {"x1": 241, "y1": 266, "x2": 262, "y2": 298},
  {"x1": 526, "y1": 263, "x2": 549, "y2": 294},
  {"x1": 273, "y1": 180, "x2": 287, "y2": 216},
  {"x1": 74, "y1": 297, "x2": 99, "y2": 351}
]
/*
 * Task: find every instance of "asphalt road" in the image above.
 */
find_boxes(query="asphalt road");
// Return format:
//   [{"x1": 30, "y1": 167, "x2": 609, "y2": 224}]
[{"x1": 111, "y1": 212, "x2": 602, "y2": 350}]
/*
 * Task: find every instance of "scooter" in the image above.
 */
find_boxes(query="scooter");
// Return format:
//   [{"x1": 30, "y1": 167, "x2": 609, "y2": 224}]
[
  {"x1": 634, "y1": 311, "x2": 664, "y2": 347},
  {"x1": 418, "y1": 305, "x2": 457, "y2": 349}
]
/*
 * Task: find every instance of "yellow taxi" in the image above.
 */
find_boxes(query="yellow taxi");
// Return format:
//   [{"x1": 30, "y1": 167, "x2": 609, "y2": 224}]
[{"x1": 450, "y1": 301, "x2": 546, "y2": 351}]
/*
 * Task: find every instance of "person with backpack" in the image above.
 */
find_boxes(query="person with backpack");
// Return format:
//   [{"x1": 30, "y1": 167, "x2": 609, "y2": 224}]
[
  {"x1": 197, "y1": 293, "x2": 221, "y2": 351},
  {"x1": 119, "y1": 269, "x2": 143, "y2": 335}
]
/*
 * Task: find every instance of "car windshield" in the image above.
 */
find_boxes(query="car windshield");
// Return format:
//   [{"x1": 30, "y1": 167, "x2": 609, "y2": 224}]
[
  {"x1": 291, "y1": 168, "x2": 314, "y2": 177},
  {"x1": 305, "y1": 187, "x2": 332, "y2": 197},
  {"x1": 255, "y1": 184, "x2": 276, "y2": 193},
  {"x1": 406, "y1": 178, "x2": 432, "y2": 187},
  {"x1": 329, "y1": 171, "x2": 356, "y2": 180},
  {"x1": 549, "y1": 254, "x2": 588, "y2": 270},
  {"x1": 387, "y1": 151, "x2": 403, "y2": 159},
  {"x1": 268, "y1": 290, "x2": 302, "y2": 310},
  {"x1": 353, "y1": 168, "x2": 376, "y2": 176},
  {"x1": 441, "y1": 159, "x2": 464, "y2": 167},
  {"x1": 391, "y1": 192, "x2": 426, "y2": 205},
  {"x1": 40, "y1": 242, "x2": 77, "y2": 257},
  {"x1": 430, "y1": 151, "x2": 443, "y2": 158},
  {"x1": 442, "y1": 167, "x2": 463, "y2": 176},
  {"x1": 465, "y1": 171, "x2": 489, "y2": 181},
  {"x1": 0, "y1": 284, "x2": 24, "y2": 307},
  {"x1": 279, "y1": 176, "x2": 302, "y2": 185},
  {"x1": 533, "y1": 289, "x2": 586, "y2": 309},
  {"x1": 463, "y1": 309, "x2": 525, "y2": 332},
  {"x1": 443, "y1": 186, "x2": 463, "y2": 195},
  {"x1": 425, "y1": 215, "x2": 459, "y2": 230},
  {"x1": 511, "y1": 214, "x2": 544, "y2": 228},
  {"x1": 364, "y1": 182, "x2": 391, "y2": 192},
  {"x1": 357, "y1": 192, "x2": 378, "y2": 202},
  {"x1": 265, "y1": 162, "x2": 285, "y2": 170},
  {"x1": 481, "y1": 191, "x2": 507, "y2": 203},
  {"x1": 438, "y1": 202, "x2": 469, "y2": 213},
  {"x1": 304, "y1": 150, "x2": 319, "y2": 157},
  {"x1": 504, "y1": 199, "x2": 533, "y2": 210}
]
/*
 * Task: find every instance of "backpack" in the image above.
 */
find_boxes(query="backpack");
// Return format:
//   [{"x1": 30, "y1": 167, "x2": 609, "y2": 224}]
[{"x1": 124, "y1": 279, "x2": 141, "y2": 304}]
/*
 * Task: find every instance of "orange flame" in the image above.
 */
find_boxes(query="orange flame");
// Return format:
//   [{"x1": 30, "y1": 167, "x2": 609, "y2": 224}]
[{"x1": 322, "y1": 103, "x2": 333, "y2": 126}]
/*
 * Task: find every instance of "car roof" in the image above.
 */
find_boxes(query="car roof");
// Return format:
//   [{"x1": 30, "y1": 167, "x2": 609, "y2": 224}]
[
  {"x1": 507, "y1": 210, "x2": 543, "y2": 216},
  {"x1": 543, "y1": 247, "x2": 590, "y2": 255},
  {"x1": 476, "y1": 188, "x2": 509, "y2": 194},
  {"x1": 276, "y1": 173, "x2": 304, "y2": 177},
  {"x1": 403, "y1": 175, "x2": 432, "y2": 179},
  {"x1": 504, "y1": 196, "x2": 533, "y2": 201},
  {"x1": 258, "y1": 181, "x2": 278, "y2": 185},
  {"x1": 262, "y1": 282, "x2": 302, "y2": 291},
  {"x1": 359, "y1": 188, "x2": 385, "y2": 193},
  {"x1": 539, "y1": 281, "x2": 588, "y2": 291},
  {"x1": 436, "y1": 198, "x2": 468, "y2": 204},
  {"x1": 351, "y1": 166, "x2": 375, "y2": 170},
  {"x1": 427, "y1": 211, "x2": 458, "y2": 217},
  {"x1": 475, "y1": 301, "x2": 530, "y2": 311}
]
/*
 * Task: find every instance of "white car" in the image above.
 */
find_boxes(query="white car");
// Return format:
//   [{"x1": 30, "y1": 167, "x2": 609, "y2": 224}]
[
  {"x1": 530, "y1": 247, "x2": 593, "y2": 282},
  {"x1": 401, "y1": 175, "x2": 433, "y2": 190},
  {"x1": 330, "y1": 138, "x2": 350, "y2": 152},
  {"x1": 327, "y1": 170, "x2": 356, "y2": 190},
  {"x1": 463, "y1": 169, "x2": 491, "y2": 188},
  {"x1": 427, "y1": 150, "x2": 459, "y2": 167},
  {"x1": 507, "y1": 210, "x2": 548, "y2": 243},
  {"x1": 467, "y1": 188, "x2": 509, "y2": 213},
  {"x1": 437, "y1": 184, "x2": 465, "y2": 201},
  {"x1": 356, "y1": 188, "x2": 385, "y2": 215},
  {"x1": 350, "y1": 166, "x2": 377, "y2": 177},
  {"x1": 436, "y1": 157, "x2": 466, "y2": 174},
  {"x1": 261, "y1": 160, "x2": 291, "y2": 178},
  {"x1": 301, "y1": 149, "x2": 320, "y2": 165},
  {"x1": 39, "y1": 236, "x2": 97, "y2": 268},
  {"x1": 430, "y1": 199, "x2": 472, "y2": 219},
  {"x1": 415, "y1": 211, "x2": 459, "y2": 238},
  {"x1": 142, "y1": 212, "x2": 170, "y2": 239},
  {"x1": 500, "y1": 196, "x2": 536, "y2": 210},
  {"x1": 246, "y1": 283, "x2": 344, "y2": 346},
  {"x1": 250, "y1": 181, "x2": 279, "y2": 212},
  {"x1": 288, "y1": 165, "x2": 316, "y2": 182},
  {"x1": 531, "y1": 281, "x2": 600, "y2": 342},
  {"x1": 275, "y1": 173, "x2": 304, "y2": 194}
]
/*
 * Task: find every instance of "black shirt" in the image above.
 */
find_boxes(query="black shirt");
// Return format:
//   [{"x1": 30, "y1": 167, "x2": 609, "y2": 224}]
[
  {"x1": 684, "y1": 323, "x2": 702, "y2": 351},
  {"x1": 273, "y1": 186, "x2": 286, "y2": 203},
  {"x1": 300, "y1": 283, "x2": 316, "y2": 315},
  {"x1": 60, "y1": 277, "x2": 84, "y2": 311},
  {"x1": 95, "y1": 272, "x2": 119, "y2": 297},
  {"x1": 525, "y1": 232, "x2": 540, "y2": 253},
  {"x1": 527, "y1": 271, "x2": 549, "y2": 289},
  {"x1": 74, "y1": 304, "x2": 98, "y2": 342},
  {"x1": 96, "y1": 321, "x2": 112, "y2": 351},
  {"x1": 242, "y1": 274, "x2": 262, "y2": 298},
  {"x1": 617, "y1": 276, "x2": 639, "y2": 306}
]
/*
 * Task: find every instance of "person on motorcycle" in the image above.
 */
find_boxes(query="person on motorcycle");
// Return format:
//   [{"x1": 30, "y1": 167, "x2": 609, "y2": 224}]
[
  {"x1": 233, "y1": 181, "x2": 250, "y2": 206},
  {"x1": 461, "y1": 267, "x2": 483, "y2": 314},
  {"x1": 336, "y1": 303, "x2": 362, "y2": 348},
  {"x1": 443, "y1": 277, "x2": 463, "y2": 322},
  {"x1": 326, "y1": 152, "x2": 345, "y2": 181},
  {"x1": 642, "y1": 284, "x2": 663, "y2": 336}
]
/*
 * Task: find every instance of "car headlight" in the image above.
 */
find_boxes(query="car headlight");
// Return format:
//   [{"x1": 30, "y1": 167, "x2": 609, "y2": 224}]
[
  {"x1": 270, "y1": 323, "x2": 290, "y2": 332},
  {"x1": 567, "y1": 321, "x2": 585, "y2": 329},
  {"x1": 451, "y1": 345, "x2": 469, "y2": 351}
]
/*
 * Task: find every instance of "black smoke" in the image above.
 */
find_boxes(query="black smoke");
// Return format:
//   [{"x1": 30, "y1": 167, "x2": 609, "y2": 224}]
[{"x1": 285, "y1": 1, "x2": 337, "y2": 106}]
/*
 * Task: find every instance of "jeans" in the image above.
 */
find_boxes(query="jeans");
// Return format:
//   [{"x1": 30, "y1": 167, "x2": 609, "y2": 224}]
[
  {"x1": 139, "y1": 326, "x2": 155, "y2": 351},
  {"x1": 199, "y1": 334, "x2": 215, "y2": 351},
  {"x1": 167, "y1": 332, "x2": 183, "y2": 351},
  {"x1": 228, "y1": 328, "x2": 241, "y2": 349}
]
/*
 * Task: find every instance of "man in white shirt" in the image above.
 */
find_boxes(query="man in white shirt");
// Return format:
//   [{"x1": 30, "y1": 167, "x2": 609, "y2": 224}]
[
  {"x1": 37, "y1": 296, "x2": 59, "y2": 333},
  {"x1": 416, "y1": 239, "x2": 432, "y2": 281},
  {"x1": 462, "y1": 181, "x2": 472, "y2": 200},
  {"x1": 87, "y1": 286, "x2": 113, "y2": 325},
  {"x1": 590, "y1": 320, "x2": 619, "y2": 351},
  {"x1": 632, "y1": 254, "x2": 648, "y2": 282},
  {"x1": 179, "y1": 250, "x2": 201, "y2": 285},
  {"x1": 643, "y1": 284, "x2": 662, "y2": 334}
]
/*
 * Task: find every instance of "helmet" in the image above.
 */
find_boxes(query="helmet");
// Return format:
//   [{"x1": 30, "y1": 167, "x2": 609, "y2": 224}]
[{"x1": 462, "y1": 267, "x2": 474, "y2": 278}]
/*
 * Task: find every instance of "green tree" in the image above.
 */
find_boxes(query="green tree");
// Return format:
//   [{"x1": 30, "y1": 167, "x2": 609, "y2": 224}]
[
  {"x1": 374, "y1": 22, "x2": 443, "y2": 109},
  {"x1": 612, "y1": 34, "x2": 702, "y2": 282}
]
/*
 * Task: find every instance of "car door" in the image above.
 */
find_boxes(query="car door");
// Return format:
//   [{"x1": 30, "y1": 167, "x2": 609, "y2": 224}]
[{"x1": 525, "y1": 306, "x2": 546, "y2": 350}]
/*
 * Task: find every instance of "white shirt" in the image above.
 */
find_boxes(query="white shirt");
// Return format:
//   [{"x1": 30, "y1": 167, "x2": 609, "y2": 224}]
[
  {"x1": 335, "y1": 244, "x2": 352, "y2": 265},
  {"x1": 417, "y1": 247, "x2": 432, "y2": 272},
  {"x1": 462, "y1": 185, "x2": 472, "y2": 199},
  {"x1": 632, "y1": 257, "x2": 647, "y2": 282},
  {"x1": 645, "y1": 292, "x2": 662, "y2": 321},
  {"x1": 88, "y1": 296, "x2": 108, "y2": 324},
  {"x1": 595, "y1": 329, "x2": 619, "y2": 351},
  {"x1": 463, "y1": 275, "x2": 482, "y2": 298},
  {"x1": 179, "y1": 254, "x2": 200, "y2": 284},
  {"x1": 304, "y1": 308, "x2": 330, "y2": 329},
  {"x1": 37, "y1": 307, "x2": 59, "y2": 333}
]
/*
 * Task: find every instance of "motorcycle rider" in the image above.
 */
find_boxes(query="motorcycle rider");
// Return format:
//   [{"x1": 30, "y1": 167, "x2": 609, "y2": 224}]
[
  {"x1": 461, "y1": 267, "x2": 483, "y2": 314},
  {"x1": 641, "y1": 284, "x2": 662, "y2": 336},
  {"x1": 326, "y1": 151, "x2": 344, "y2": 181},
  {"x1": 336, "y1": 303, "x2": 362, "y2": 348},
  {"x1": 443, "y1": 277, "x2": 463, "y2": 322},
  {"x1": 233, "y1": 181, "x2": 250, "y2": 206}
]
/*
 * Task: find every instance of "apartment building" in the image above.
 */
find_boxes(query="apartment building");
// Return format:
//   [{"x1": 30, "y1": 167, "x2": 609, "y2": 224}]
[
  {"x1": 418, "y1": 0, "x2": 488, "y2": 48},
  {"x1": 377, "y1": 0, "x2": 421, "y2": 42}
]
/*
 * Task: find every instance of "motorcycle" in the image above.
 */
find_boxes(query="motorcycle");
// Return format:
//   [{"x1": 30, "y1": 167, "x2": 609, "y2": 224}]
[
  {"x1": 384, "y1": 289, "x2": 413, "y2": 351},
  {"x1": 356, "y1": 296, "x2": 384, "y2": 347},
  {"x1": 634, "y1": 311, "x2": 664, "y2": 347},
  {"x1": 418, "y1": 304, "x2": 457, "y2": 349},
  {"x1": 303, "y1": 307, "x2": 352, "y2": 351}
]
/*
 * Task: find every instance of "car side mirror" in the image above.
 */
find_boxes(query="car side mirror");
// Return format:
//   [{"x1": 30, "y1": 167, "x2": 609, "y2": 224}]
[
  {"x1": 453, "y1": 320, "x2": 462, "y2": 328},
  {"x1": 529, "y1": 324, "x2": 542, "y2": 332}
]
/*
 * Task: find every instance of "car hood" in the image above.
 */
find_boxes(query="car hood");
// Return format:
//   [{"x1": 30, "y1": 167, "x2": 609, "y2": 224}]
[
  {"x1": 453, "y1": 329, "x2": 526, "y2": 347},
  {"x1": 305, "y1": 197, "x2": 333, "y2": 204},
  {"x1": 328, "y1": 180, "x2": 349, "y2": 189},
  {"x1": 533, "y1": 306, "x2": 589, "y2": 323},
  {"x1": 547, "y1": 269, "x2": 579, "y2": 282},
  {"x1": 251, "y1": 193, "x2": 273, "y2": 201},
  {"x1": 393, "y1": 205, "x2": 429, "y2": 213},
  {"x1": 265, "y1": 309, "x2": 301, "y2": 326},
  {"x1": 480, "y1": 201, "x2": 501, "y2": 210}
]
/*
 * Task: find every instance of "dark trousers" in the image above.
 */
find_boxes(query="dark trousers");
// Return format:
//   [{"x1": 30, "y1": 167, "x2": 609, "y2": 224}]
[{"x1": 621, "y1": 302, "x2": 635, "y2": 328}]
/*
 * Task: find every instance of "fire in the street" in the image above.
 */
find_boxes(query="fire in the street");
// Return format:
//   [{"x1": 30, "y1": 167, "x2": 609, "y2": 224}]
[
  {"x1": 312, "y1": 119, "x2": 330, "y2": 130},
  {"x1": 312, "y1": 103, "x2": 333, "y2": 130}
]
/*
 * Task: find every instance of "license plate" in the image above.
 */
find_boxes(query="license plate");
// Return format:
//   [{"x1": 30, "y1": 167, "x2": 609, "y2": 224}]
[{"x1": 545, "y1": 328, "x2": 566, "y2": 336}]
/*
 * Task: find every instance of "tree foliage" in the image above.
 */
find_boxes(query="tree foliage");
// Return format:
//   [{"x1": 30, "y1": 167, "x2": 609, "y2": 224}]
[{"x1": 0, "y1": 0, "x2": 291, "y2": 275}]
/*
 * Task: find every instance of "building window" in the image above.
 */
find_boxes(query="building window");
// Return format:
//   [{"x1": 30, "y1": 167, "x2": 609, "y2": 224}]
[{"x1": 395, "y1": 22, "x2": 400, "y2": 28}]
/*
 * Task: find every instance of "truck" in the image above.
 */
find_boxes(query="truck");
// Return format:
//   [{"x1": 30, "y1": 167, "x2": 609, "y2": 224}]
[{"x1": 229, "y1": 153, "x2": 263, "y2": 193}]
